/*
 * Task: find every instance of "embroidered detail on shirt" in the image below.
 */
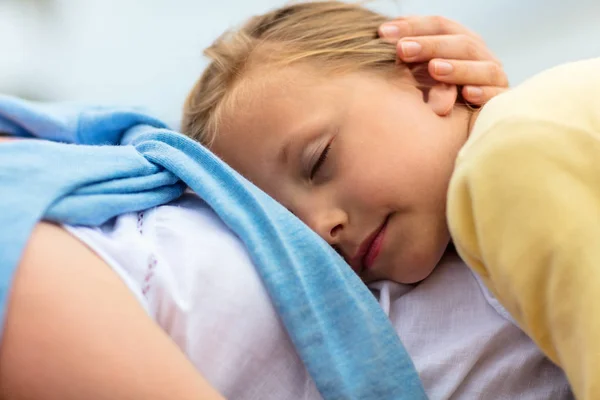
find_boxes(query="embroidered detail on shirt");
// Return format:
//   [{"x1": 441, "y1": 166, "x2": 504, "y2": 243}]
[
  {"x1": 142, "y1": 254, "x2": 157, "y2": 296},
  {"x1": 137, "y1": 211, "x2": 145, "y2": 234}
]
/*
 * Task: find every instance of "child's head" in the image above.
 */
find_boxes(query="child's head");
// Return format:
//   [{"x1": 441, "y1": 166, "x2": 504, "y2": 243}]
[{"x1": 182, "y1": 1, "x2": 474, "y2": 284}]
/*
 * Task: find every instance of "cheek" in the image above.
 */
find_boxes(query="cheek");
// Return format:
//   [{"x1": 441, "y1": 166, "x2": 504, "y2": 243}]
[
  {"x1": 336, "y1": 142, "x2": 407, "y2": 209},
  {"x1": 338, "y1": 103, "x2": 451, "y2": 207},
  {"x1": 380, "y1": 129, "x2": 455, "y2": 204}
]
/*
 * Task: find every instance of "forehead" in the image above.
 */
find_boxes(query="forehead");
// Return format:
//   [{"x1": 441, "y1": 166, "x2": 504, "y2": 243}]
[{"x1": 211, "y1": 66, "x2": 342, "y2": 170}]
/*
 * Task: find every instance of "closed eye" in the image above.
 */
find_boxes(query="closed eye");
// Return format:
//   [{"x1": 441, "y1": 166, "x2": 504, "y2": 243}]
[{"x1": 310, "y1": 143, "x2": 331, "y2": 180}]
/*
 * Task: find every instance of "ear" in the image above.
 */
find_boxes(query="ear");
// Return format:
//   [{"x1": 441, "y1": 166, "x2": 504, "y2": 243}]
[{"x1": 426, "y1": 83, "x2": 458, "y2": 116}]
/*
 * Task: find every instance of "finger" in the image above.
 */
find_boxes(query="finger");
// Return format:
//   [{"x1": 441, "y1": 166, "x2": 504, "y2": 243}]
[
  {"x1": 462, "y1": 85, "x2": 508, "y2": 105},
  {"x1": 379, "y1": 15, "x2": 482, "y2": 42},
  {"x1": 428, "y1": 59, "x2": 509, "y2": 88},
  {"x1": 396, "y1": 34, "x2": 497, "y2": 64}
]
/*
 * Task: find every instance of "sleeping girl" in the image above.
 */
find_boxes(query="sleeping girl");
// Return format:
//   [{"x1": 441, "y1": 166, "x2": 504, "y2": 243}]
[
  {"x1": 0, "y1": 2, "x2": 579, "y2": 399},
  {"x1": 183, "y1": 1, "x2": 598, "y2": 398}
]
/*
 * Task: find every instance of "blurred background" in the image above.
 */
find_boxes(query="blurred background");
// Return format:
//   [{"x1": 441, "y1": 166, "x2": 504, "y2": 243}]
[{"x1": 1, "y1": 0, "x2": 599, "y2": 126}]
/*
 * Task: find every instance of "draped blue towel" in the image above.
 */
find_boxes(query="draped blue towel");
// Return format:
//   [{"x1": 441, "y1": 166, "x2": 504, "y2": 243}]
[{"x1": 0, "y1": 95, "x2": 426, "y2": 399}]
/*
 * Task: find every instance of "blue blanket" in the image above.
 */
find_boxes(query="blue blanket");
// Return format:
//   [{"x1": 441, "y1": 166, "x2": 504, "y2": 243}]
[{"x1": 0, "y1": 95, "x2": 426, "y2": 399}]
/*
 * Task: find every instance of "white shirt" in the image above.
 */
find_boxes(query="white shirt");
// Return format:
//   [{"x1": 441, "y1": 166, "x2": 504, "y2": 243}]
[{"x1": 66, "y1": 193, "x2": 571, "y2": 400}]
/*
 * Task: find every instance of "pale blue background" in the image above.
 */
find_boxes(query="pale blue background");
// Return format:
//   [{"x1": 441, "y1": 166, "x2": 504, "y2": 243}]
[{"x1": 1, "y1": 0, "x2": 599, "y2": 125}]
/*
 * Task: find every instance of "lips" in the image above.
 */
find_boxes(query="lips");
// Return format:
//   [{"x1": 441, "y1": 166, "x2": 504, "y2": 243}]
[{"x1": 351, "y1": 216, "x2": 389, "y2": 273}]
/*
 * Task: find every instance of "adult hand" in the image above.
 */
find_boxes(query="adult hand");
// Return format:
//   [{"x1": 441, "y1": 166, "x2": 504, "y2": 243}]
[{"x1": 379, "y1": 16, "x2": 508, "y2": 105}]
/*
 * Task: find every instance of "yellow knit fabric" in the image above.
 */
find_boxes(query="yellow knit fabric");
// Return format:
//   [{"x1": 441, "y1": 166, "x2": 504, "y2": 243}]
[{"x1": 448, "y1": 58, "x2": 600, "y2": 399}]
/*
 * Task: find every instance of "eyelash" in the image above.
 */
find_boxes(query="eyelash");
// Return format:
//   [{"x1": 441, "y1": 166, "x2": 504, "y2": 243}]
[{"x1": 310, "y1": 143, "x2": 331, "y2": 180}]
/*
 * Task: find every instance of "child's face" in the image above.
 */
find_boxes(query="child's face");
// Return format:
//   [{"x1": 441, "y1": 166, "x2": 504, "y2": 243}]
[{"x1": 213, "y1": 66, "x2": 470, "y2": 283}]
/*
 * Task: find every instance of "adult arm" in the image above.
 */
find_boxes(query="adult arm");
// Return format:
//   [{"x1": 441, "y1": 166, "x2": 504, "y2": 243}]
[{"x1": 0, "y1": 222, "x2": 225, "y2": 400}]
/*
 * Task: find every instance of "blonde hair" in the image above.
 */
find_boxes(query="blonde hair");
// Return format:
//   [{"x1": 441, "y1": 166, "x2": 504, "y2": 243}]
[{"x1": 182, "y1": 1, "x2": 417, "y2": 146}]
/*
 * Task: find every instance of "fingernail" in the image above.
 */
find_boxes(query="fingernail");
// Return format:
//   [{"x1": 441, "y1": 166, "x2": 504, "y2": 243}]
[
  {"x1": 400, "y1": 41, "x2": 422, "y2": 58},
  {"x1": 379, "y1": 23, "x2": 401, "y2": 39},
  {"x1": 465, "y1": 86, "x2": 483, "y2": 99},
  {"x1": 434, "y1": 61, "x2": 454, "y2": 75}
]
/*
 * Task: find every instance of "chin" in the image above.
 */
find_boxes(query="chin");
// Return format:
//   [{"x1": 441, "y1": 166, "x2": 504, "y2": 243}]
[
  {"x1": 392, "y1": 240, "x2": 448, "y2": 284},
  {"x1": 397, "y1": 262, "x2": 437, "y2": 284}
]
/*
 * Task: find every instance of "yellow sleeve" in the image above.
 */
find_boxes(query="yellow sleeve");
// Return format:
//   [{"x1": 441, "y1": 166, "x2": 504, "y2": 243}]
[{"x1": 448, "y1": 119, "x2": 600, "y2": 399}]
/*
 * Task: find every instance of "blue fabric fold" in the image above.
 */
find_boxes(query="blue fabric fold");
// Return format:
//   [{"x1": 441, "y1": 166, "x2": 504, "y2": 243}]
[{"x1": 0, "y1": 94, "x2": 426, "y2": 399}]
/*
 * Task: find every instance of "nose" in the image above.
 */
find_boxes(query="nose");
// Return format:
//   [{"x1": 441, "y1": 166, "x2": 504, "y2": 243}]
[{"x1": 303, "y1": 204, "x2": 347, "y2": 246}]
